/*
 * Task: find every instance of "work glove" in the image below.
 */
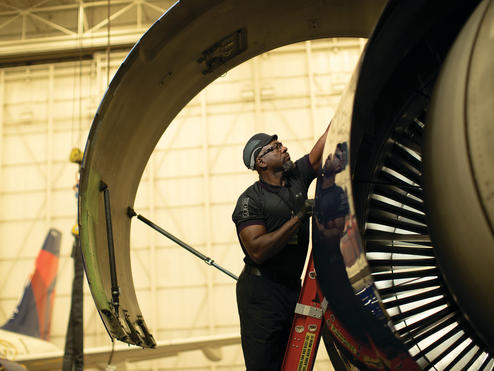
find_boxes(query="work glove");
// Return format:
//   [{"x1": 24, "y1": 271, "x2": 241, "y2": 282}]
[{"x1": 296, "y1": 199, "x2": 315, "y2": 221}]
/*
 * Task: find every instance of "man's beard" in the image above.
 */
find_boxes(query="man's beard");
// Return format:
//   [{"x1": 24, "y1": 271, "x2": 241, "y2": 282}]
[{"x1": 282, "y1": 160, "x2": 295, "y2": 173}]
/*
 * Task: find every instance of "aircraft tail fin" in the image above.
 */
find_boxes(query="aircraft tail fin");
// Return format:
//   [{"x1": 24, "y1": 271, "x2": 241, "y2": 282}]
[{"x1": 1, "y1": 228, "x2": 62, "y2": 340}]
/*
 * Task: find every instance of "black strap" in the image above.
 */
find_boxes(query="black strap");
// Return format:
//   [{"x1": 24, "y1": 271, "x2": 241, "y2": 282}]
[
  {"x1": 275, "y1": 187, "x2": 296, "y2": 216},
  {"x1": 259, "y1": 178, "x2": 296, "y2": 216}
]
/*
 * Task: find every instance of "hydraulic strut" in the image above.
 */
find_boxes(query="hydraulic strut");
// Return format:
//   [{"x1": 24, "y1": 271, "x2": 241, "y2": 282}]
[
  {"x1": 99, "y1": 181, "x2": 120, "y2": 318},
  {"x1": 127, "y1": 207, "x2": 239, "y2": 281}
]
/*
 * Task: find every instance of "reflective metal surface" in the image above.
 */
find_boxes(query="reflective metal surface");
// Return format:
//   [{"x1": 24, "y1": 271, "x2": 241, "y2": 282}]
[{"x1": 313, "y1": 58, "x2": 418, "y2": 368}]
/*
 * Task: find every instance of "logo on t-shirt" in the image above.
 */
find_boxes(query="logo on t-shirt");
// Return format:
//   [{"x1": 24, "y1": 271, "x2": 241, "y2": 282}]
[{"x1": 241, "y1": 197, "x2": 250, "y2": 217}]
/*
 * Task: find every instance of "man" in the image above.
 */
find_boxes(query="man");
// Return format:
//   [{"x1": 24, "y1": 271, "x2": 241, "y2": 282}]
[{"x1": 232, "y1": 126, "x2": 329, "y2": 370}]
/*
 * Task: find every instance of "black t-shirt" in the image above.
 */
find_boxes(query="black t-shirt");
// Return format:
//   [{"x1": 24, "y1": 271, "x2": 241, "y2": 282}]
[{"x1": 232, "y1": 155, "x2": 316, "y2": 284}]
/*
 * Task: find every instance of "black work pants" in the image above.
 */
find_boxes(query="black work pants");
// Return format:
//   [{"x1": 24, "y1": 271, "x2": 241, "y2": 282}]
[{"x1": 236, "y1": 270, "x2": 300, "y2": 371}]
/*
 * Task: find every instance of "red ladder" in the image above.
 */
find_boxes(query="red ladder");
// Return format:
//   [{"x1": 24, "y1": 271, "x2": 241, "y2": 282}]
[
  {"x1": 281, "y1": 251, "x2": 421, "y2": 371},
  {"x1": 281, "y1": 252, "x2": 325, "y2": 371}
]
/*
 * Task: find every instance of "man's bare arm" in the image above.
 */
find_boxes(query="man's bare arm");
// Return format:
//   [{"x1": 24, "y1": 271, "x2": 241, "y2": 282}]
[
  {"x1": 309, "y1": 121, "x2": 332, "y2": 172},
  {"x1": 238, "y1": 217, "x2": 301, "y2": 264}
]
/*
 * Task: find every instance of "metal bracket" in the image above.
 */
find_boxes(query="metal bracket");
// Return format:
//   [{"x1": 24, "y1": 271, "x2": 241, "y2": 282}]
[{"x1": 295, "y1": 303, "x2": 323, "y2": 319}]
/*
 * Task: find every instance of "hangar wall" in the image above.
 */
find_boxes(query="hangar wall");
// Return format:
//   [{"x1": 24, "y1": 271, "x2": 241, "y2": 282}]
[{"x1": 0, "y1": 37, "x2": 363, "y2": 369}]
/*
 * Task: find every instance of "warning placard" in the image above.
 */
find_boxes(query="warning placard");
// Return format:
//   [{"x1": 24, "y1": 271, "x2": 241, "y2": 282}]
[{"x1": 297, "y1": 332, "x2": 316, "y2": 371}]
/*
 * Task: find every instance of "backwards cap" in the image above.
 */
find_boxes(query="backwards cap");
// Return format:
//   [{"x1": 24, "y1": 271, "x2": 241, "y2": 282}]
[{"x1": 242, "y1": 133, "x2": 277, "y2": 169}]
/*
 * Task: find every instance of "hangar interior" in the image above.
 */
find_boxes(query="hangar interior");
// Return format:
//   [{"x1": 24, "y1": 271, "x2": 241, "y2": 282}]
[{"x1": 0, "y1": 1, "x2": 366, "y2": 369}]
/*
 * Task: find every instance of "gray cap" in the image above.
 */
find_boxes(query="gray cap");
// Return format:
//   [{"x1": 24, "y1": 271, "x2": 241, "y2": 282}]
[{"x1": 243, "y1": 133, "x2": 277, "y2": 169}]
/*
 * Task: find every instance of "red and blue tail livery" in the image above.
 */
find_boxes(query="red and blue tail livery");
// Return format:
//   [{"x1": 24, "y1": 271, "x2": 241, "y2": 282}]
[
  {"x1": 0, "y1": 227, "x2": 239, "y2": 370},
  {"x1": 1, "y1": 229, "x2": 61, "y2": 340}
]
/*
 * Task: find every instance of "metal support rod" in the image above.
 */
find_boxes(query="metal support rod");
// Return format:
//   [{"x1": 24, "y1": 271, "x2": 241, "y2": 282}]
[
  {"x1": 100, "y1": 181, "x2": 120, "y2": 317},
  {"x1": 128, "y1": 207, "x2": 238, "y2": 281}
]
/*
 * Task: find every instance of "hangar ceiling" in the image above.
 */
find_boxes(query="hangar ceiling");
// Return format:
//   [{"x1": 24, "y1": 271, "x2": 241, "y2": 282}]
[{"x1": 0, "y1": 0, "x2": 174, "y2": 67}]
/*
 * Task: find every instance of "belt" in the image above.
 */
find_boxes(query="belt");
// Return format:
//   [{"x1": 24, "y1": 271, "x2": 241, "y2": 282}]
[{"x1": 242, "y1": 265, "x2": 300, "y2": 289}]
